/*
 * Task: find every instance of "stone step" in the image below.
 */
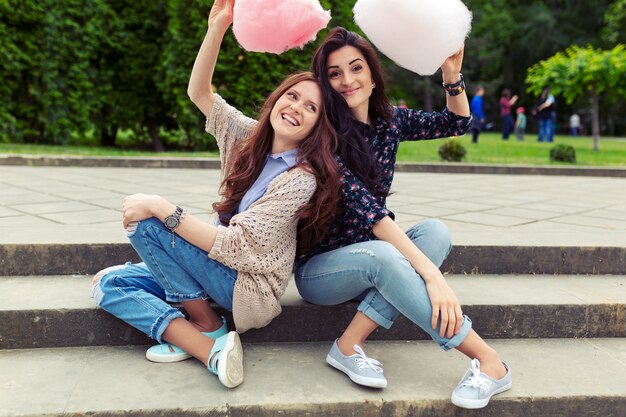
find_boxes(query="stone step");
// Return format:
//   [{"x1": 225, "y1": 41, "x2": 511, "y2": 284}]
[
  {"x1": 2, "y1": 243, "x2": 626, "y2": 275},
  {"x1": 1, "y1": 275, "x2": 624, "y2": 349},
  {"x1": 4, "y1": 153, "x2": 626, "y2": 177},
  {"x1": 1, "y1": 338, "x2": 624, "y2": 417}
]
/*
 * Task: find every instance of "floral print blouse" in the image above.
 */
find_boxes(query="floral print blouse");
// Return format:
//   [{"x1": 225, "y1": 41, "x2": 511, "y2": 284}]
[{"x1": 299, "y1": 106, "x2": 472, "y2": 263}]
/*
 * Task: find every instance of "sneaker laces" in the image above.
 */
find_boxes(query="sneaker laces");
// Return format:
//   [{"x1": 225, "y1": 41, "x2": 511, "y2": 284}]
[
  {"x1": 460, "y1": 359, "x2": 491, "y2": 392},
  {"x1": 352, "y1": 344, "x2": 383, "y2": 373}
]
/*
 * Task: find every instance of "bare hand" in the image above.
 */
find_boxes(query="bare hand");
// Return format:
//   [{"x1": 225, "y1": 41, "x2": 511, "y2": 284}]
[
  {"x1": 423, "y1": 272, "x2": 463, "y2": 338},
  {"x1": 440, "y1": 46, "x2": 464, "y2": 83},
  {"x1": 122, "y1": 193, "x2": 160, "y2": 229},
  {"x1": 209, "y1": 0, "x2": 234, "y2": 29}
]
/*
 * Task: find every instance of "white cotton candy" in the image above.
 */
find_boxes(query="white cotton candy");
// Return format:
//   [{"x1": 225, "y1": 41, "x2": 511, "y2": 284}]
[{"x1": 353, "y1": 0, "x2": 472, "y2": 75}]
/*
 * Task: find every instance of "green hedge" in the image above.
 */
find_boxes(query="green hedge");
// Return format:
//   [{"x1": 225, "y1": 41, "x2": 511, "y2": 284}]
[
  {"x1": 0, "y1": 0, "x2": 358, "y2": 150},
  {"x1": 4, "y1": 0, "x2": 624, "y2": 149}
]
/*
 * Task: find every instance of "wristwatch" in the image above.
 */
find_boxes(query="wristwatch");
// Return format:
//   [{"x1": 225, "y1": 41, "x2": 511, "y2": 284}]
[
  {"x1": 442, "y1": 73, "x2": 465, "y2": 96},
  {"x1": 164, "y1": 206, "x2": 184, "y2": 231}
]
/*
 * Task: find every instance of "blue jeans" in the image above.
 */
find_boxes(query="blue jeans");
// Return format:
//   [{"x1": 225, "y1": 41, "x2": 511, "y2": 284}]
[
  {"x1": 93, "y1": 217, "x2": 238, "y2": 343},
  {"x1": 502, "y1": 115, "x2": 514, "y2": 139},
  {"x1": 295, "y1": 219, "x2": 472, "y2": 351},
  {"x1": 538, "y1": 118, "x2": 554, "y2": 142}
]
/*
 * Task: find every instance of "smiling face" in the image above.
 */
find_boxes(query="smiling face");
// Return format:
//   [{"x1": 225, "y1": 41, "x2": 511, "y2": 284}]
[
  {"x1": 269, "y1": 80, "x2": 322, "y2": 147},
  {"x1": 326, "y1": 45, "x2": 374, "y2": 122}
]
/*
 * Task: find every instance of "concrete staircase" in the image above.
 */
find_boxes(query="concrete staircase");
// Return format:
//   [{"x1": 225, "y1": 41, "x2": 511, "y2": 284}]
[{"x1": 1, "y1": 245, "x2": 625, "y2": 417}]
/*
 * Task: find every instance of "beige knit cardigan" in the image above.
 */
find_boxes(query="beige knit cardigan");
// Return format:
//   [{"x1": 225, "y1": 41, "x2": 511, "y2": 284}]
[{"x1": 205, "y1": 94, "x2": 316, "y2": 333}]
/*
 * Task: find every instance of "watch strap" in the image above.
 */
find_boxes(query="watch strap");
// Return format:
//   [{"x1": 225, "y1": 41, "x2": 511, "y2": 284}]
[
  {"x1": 164, "y1": 206, "x2": 184, "y2": 231},
  {"x1": 443, "y1": 73, "x2": 465, "y2": 96}
]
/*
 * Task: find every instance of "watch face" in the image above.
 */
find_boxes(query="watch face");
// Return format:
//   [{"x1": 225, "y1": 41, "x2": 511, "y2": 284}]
[{"x1": 165, "y1": 217, "x2": 178, "y2": 229}]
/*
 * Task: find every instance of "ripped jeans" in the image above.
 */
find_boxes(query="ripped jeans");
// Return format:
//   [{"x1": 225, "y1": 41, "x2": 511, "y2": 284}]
[
  {"x1": 92, "y1": 217, "x2": 237, "y2": 343},
  {"x1": 295, "y1": 219, "x2": 471, "y2": 351}
]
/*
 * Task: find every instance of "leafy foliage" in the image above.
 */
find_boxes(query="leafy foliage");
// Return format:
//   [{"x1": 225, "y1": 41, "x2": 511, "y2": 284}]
[
  {"x1": 526, "y1": 44, "x2": 626, "y2": 149},
  {"x1": 462, "y1": 0, "x2": 616, "y2": 131},
  {"x1": 526, "y1": 44, "x2": 626, "y2": 104},
  {"x1": 2, "y1": 0, "x2": 625, "y2": 149},
  {"x1": 1, "y1": 0, "x2": 113, "y2": 144},
  {"x1": 602, "y1": 0, "x2": 626, "y2": 45}
]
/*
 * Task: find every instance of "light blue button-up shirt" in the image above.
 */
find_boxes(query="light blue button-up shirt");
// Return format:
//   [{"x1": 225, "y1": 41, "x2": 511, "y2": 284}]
[{"x1": 237, "y1": 147, "x2": 299, "y2": 214}]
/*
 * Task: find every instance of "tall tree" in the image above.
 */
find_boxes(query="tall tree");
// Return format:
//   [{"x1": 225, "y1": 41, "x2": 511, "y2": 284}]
[
  {"x1": 0, "y1": 1, "x2": 44, "y2": 142},
  {"x1": 601, "y1": 0, "x2": 626, "y2": 45},
  {"x1": 526, "y1": 44, "x2": 626, "y2": 150}
]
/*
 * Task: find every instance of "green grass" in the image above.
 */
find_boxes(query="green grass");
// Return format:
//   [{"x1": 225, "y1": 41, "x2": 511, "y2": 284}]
[
  {"x1": 2, "y1": 133, "x2": 626, "y2": 167},
  {"x1": 397, "y1": 132, "x2": 626, "y2": 166},
  {"x1": 0, "y1": 143, "x2": 219, "y2": 158}
]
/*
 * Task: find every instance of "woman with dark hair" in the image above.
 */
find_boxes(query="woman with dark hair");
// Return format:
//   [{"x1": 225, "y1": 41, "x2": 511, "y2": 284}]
[
  {"x1": 90, "y1": 0, "x2": 339, "y2": 389},
  {"x1": 296, "y1": 27, "x2": 511, "y2": 409},
  {"x1": 500, "y1": 88, "x2": 519, "y2": 140}
]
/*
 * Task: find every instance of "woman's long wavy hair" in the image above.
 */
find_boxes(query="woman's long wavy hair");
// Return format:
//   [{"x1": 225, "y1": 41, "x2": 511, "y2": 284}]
[
  {"x1": 312, "y1": 27, "x2": 393, "y2": 199},
  {"x1": 213, "y1": 72, "x2": 340, "y2": 256}
]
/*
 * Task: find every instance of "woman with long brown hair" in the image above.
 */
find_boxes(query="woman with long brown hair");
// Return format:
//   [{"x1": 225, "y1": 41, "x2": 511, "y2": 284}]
[{"x1": 90, "y1": 0, "x2": 339, "y2": 389}]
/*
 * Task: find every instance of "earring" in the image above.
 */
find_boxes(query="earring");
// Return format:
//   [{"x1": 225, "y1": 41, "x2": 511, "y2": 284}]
[{"x1": 372, "y1": 83, "x2": 376, "y2": 88}]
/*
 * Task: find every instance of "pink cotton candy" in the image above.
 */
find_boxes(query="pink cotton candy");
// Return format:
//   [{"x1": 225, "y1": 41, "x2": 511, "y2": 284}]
[
  {"x1": 233, "y1": 0, "x2": 331, "y2": 54},
  {"x1": 354, "y1": 0, "x2": 472, "y2": 75}
]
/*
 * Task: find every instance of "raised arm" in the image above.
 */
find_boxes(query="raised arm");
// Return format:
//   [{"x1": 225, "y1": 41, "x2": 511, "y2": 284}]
[
  {"x1": 441, "y1": 47, "x2": 470, "y2": 118},
  {"x1": 187, "y1": 0, "x2": 234, "y2": 118},
  {"x1": 395, "y1": 48, "x2": 471, "y2": 142}
]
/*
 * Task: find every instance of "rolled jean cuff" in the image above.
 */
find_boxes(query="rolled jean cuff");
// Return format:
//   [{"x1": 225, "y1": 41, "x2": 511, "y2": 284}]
[
  {"x1": 163, "y1": 289, "x2": 205, "y2": 303},
  {"x1": 440, "y1": 315, "x2": 472, "y2": 351},
  {"x1": 151, "y1": 308, "x2": 185, "y2": 343},
  {"x1": 358, "y1": 302, "x2": 394, "y2": 329}
]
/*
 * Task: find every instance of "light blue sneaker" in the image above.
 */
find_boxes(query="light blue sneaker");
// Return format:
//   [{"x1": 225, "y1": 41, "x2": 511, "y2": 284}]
[
  {"x1": 326, "y1": 340, "x2": 387, "y2": 388},
  {"x1": 207, "y1": 331, "x2": 244, "y2": 388},
  {"x1": 146, "y1": 317, "x2": 228, "y2": 363},
  {"x1": 451, "y1": 358, "x2": 512, "y2": 409}
]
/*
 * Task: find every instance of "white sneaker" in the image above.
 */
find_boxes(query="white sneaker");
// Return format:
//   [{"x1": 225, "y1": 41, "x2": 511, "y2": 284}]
[
  {"x1": 326, "y1": 340, "x2": 387, "y2": 388},
  {"x1": 146, "y1": 317, "x2": 228, "y2": 363},
  {"x1": 207, "y1": 332, "x2": 244, "y2": 388},
  {"x1": 451, "y1": 358, "x2": 512, "y2": 409}
]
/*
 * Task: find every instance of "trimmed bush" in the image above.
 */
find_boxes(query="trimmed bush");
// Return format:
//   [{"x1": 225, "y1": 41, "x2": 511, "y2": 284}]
[
  {"x1": 550, "y1": 144, "x2": 576, "y2": 163},
  {"x1": 438, "y1": 139, "x2": 467, "y2": 162}
]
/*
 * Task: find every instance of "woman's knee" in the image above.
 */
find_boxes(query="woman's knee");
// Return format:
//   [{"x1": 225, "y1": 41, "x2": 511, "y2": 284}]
[
  {"x1": 92, "y1": 273, "x2": 116, "y2": 307},
  {"x1": 91, "y1": 262, "x2": 137, "y2": 303},
  {"x1": 419, "y1": 219, "x2": 451, "y2": 243},
  {"x1": 127, "y1": 217, "x2": 158, "y2": 239},
  {"x1": 126, "y1": 217, "x2": 169, "y2": 253},
  {"x1": 408, "y1": 219, "x2": 452, "y2": 265},
  {"x1": 91, "y1": 265, "x2": 135, "y2": 307}
]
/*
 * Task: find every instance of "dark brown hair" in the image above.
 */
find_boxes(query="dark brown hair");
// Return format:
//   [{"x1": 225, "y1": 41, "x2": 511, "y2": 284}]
[
  {"x1": 311, "y1": 27, "x2": 390, "y2": 198},
  {"x1": 213, "y1": 72, "x2": 340, "y2": 256}
]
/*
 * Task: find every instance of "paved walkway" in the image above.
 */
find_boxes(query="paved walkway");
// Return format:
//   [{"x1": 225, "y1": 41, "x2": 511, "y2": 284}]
[{"x1": 1, "y1": 166, "x2": 625, "y2": 246}]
